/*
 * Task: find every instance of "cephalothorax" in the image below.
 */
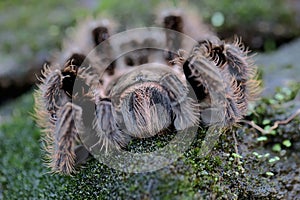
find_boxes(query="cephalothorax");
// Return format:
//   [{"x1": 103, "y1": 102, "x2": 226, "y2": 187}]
[{"x1": 35, "y1": 7, "x2": 260, "y2": 174}]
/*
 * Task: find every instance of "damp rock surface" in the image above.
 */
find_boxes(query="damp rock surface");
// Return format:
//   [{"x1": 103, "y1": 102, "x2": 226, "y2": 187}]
[{"x1": 256, "y1": 37, "x2": 300, "y2": 96}]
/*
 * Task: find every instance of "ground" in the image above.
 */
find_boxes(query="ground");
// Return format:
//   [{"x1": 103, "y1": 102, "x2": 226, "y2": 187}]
[{"x1": 0, "y1": 82, "x2": 299, "y2": 199}]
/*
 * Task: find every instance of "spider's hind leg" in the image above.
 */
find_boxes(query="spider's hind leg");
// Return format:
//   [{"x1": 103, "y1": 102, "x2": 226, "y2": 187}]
[{"x1": 37, "y1": 66, "x2": 69, "y2": 118}]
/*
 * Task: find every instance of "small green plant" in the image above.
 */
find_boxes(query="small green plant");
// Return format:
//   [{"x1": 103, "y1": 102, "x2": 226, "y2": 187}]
[{"x1": 243, "y1": 82, "x2": 300, "y2": 153}]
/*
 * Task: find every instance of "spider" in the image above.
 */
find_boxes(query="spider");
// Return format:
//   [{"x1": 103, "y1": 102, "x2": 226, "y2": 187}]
[{"x1": 34, "y1": 7, "x2": 260, "y2": 175}]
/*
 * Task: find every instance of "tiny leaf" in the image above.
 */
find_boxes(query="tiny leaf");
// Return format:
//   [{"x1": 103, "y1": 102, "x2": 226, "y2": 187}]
[
  {"x1": 257, "y1": 136, "x2": 268, "y2": 142},
  {"x1": 282, "y1": 140, "x2": 292, "y2": 147},
  {"x1": 272, "y1": 144, "x2": 281, "y2": 152},
  {"x1": 232, "y1": 153, "x2": 243, "y2": 159},
  {"x1": 266, "y1": 172, "x2": 274, "y2": 176},
  {"x1": 269, "y1": 156, "x2": 280, "y2": 163},
  {"x1": 262, "y1": 119, "x2": 271, "y2": 125}
]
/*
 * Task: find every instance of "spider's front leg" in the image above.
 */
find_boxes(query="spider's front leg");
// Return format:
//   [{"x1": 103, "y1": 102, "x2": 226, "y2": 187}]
[
  {"x1": 91, "y1": 96, "x2": 130, "y2": 153},
  {"x1": 184, "y1": 38, "x2": 261, "y2": 126},
  {"x1": 183, "y1": 45, "x2": 236, "y2": 127},
  {"x1": 159, "y1": 74, "x2": 200, "y2": 131},
  {"x1": 36, "y1": 70, "x2": 80, "y2": 175},
  {"x1": 52, "y1": 102, "x2": 84, "y2": 174},
  {"x1": 197, "y1": 38, "x2": 260, "y2": 122},
  {"x1": 36, "y1": 66, "x2": 69, "y2": 121},
  {"x1": 36, "y1": 53, "x2": 94, "y2": 174},
  {"x1": 222, "y1": 38, "x2": 261, "y2": 112}
]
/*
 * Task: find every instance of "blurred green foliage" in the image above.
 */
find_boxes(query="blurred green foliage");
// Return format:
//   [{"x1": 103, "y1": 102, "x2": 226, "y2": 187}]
[
  {"x1": 0, "y1": 0, "x2": 297, "y2": 59},
  {"x1": 195, "y1": 0, "x2": 293, "y2": 27}
]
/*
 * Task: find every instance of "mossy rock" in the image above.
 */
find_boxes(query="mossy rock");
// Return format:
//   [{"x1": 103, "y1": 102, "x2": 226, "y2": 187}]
[{"x1": 0, "y1": 83, "x2": 299, "y2": 199}]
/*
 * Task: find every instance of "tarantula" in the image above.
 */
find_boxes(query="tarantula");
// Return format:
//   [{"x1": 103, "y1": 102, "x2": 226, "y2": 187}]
[{"x1": 34, "y1": 8, "x2": 260, "y2": 174}]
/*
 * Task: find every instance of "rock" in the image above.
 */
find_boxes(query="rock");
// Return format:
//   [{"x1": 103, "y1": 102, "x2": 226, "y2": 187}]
[
  {"x1": 0, "y1": 51, "x2": 46, "y2": 104},
  {"x1": 287, "y1": 0, "x2": 300, "y2": 25},
  {"x1": 256, "y1": 37, "x2": 300, "y2": 96}
]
